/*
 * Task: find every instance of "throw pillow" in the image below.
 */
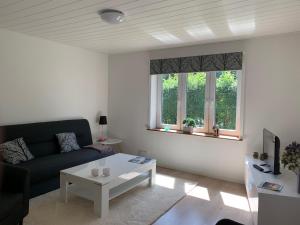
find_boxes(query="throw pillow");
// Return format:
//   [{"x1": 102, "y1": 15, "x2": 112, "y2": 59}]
[
  {"x1": 0, "y1": 138, "x2": 34, "y2": 164},
  {"x1": 56, "y1": 132, "x2": 80, "y2": 153}
]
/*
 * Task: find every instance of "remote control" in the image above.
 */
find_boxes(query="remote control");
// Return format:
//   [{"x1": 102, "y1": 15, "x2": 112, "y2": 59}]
[{"x1": 253, "y1": 164, "x2": 264, "y2": 172}]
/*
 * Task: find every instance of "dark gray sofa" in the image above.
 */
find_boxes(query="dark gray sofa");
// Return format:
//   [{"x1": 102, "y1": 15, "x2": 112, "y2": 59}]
[{"x1": 0, "y1": 119, "x2": 113, "y2": 198}]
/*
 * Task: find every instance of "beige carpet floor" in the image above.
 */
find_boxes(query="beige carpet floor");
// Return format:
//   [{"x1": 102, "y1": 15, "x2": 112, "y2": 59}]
[{"x1": 24, "y1": 169, "x2": 198, "y2": 225}]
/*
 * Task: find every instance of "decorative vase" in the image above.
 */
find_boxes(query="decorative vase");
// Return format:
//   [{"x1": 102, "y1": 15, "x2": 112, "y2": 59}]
[
  {"x1": 91, "y1": 168, "x2": 99, "y2": 177},
  {"x1": 164, "y1": 124, "x2": 171, "y2": 131},
  {"x1": 212, "y1": 125, "x2": 219, "y2": 136},
  {"x1": 183, "y1": 126, "x2": 193, "y2": 134}
]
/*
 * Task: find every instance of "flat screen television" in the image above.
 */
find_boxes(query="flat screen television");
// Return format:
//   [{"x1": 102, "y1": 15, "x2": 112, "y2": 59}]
[{"x1": 263, "y1": 128, "x2": 281, "y2": 175}]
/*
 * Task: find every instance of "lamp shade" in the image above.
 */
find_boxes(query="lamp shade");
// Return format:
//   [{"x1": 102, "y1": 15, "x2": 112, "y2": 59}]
[{"x1": 99, "y1": 116, "x2": 107, "y2": 125}]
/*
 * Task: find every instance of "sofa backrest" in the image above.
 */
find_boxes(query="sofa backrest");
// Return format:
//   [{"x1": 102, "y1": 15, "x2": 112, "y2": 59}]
[{"x1": 0, "y1": 119, "x2": 93, "y2": 158}]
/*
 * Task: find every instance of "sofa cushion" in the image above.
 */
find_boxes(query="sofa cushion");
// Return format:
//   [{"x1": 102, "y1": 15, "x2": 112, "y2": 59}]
[
  {"x1": 56, "y1": 132, "x2": 80, "y2": 153},
  {"x1": 18, "y1": 149, "x2": 103, "y2": 184},
  {"x1": 0, "y1": 138, "x2": 34, "y2": 164},
  {"x1": 0, "y1": 192, "x2": 23, "y2": 220}
]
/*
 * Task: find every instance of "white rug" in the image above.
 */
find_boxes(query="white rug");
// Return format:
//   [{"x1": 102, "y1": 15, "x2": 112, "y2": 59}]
[{"x1": 24, "y1": 172, "x2": 197, "y2": 225}]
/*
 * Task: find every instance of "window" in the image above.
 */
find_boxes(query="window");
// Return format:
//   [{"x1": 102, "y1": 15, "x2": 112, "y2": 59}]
[
  {"x1": 151, "y1": 70, "x2": 242, "y2": 137},
  {"x1": 161, "y1": 74, "x2": 179, "y2": 125},
  {"x1": 186, "y1": 72, "x2": 207, "y2": 129},
  {"x1": 215, "y1": 71, "x2": 238, "y2": 130}
]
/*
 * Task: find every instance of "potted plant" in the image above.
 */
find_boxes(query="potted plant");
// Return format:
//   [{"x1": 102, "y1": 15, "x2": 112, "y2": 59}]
[
  {"x1": 182, "y1": 118, "x2": 196, "y2": 134},
  {"x1": 281, "y1": 142, "x2": 300, "y2": 193},
  {"x1": 212, "y1": 124, "x2": 219, "y2": 136}
]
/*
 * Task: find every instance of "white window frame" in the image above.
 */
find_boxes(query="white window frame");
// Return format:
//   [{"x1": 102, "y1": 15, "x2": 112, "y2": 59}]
[{"x1": 151, "y1": 70, "x2": 243, "y2": 137}]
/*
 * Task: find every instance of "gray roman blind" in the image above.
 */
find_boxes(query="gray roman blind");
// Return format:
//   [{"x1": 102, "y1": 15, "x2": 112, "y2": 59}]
[{"x1": 150, "y1": 52, "x2": 242, "y2": 75}]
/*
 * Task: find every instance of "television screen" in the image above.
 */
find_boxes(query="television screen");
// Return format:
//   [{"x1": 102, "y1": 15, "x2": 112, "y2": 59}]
[{"x1": 263, "y1": 128, "x2": 280, "y2": 175}]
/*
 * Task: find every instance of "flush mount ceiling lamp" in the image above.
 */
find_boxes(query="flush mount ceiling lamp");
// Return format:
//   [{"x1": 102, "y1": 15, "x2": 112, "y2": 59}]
[{"x1": 99, "y1": 9, "x2": 125, "y2": 24}]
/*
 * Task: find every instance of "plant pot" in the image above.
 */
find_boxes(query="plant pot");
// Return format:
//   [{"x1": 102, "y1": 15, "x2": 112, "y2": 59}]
[
  {"x1": 260, "y1": 153, "x2": 268, "y2": 161},
  {"x1": 183, "y1": 126, "x2": 194, "y2": 134},
  {"x1": 253, "y1": 152, "x2": 259, "y2": 159}
]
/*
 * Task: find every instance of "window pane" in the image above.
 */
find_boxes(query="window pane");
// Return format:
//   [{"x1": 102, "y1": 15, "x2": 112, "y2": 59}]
[
  {"x1": 215, "y1": 71, "x2": 238, "y2": 130},
  {"x1": 186, "y1": 72, "x2": 206, "y2": 127},
  {"x1": 161, "y1": 74, "x2": 178, "y2": 124}
]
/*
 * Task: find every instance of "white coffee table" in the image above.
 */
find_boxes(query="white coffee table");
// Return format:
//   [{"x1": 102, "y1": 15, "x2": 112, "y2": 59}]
[{"x1": 60, "y1": 153, "x2": 156, "y2": 217}]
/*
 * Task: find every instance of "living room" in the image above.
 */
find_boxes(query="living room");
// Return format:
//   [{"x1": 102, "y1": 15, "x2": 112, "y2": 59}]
[{"x1": 0, "y1": 1, "x2": 300, "y2": 225}]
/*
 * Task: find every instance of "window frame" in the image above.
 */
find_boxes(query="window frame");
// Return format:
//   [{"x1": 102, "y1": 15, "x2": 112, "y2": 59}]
[{"x1": 153, "y1": 70, "x2": 243, "y2": 138}]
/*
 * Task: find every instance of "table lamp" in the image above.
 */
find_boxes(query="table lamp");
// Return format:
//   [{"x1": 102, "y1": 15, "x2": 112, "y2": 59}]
[{"x1": 99, "y1": 116, "x2": 107, "y2": 141}]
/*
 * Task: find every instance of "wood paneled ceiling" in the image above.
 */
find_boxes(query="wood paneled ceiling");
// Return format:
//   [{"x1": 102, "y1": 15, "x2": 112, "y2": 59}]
[{"x1": 0, "y1": 0, "x2": 300, "y2": 53}]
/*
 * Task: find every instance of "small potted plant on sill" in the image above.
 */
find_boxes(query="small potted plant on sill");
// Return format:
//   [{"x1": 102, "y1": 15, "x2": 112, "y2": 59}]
[
  {"x1": 182, "y1": 118, "x2": 196, "y2": 134},
  {"x1": 212, "y1": 124, "x2": 219, "y2": 136},
  {"x1": 281, "y1": 142, "x2": 300, "y2": 193}
]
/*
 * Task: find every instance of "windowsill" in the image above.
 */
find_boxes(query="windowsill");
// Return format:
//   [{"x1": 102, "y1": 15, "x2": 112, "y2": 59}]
[{"x1": 147, "y1": 128, "x2": 242, "y2": 141}]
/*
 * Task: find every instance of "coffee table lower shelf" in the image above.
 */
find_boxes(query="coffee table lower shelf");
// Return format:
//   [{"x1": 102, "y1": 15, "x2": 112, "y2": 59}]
[{"x1": 67, "y1": 172, "x2": 150, "y2": 201}]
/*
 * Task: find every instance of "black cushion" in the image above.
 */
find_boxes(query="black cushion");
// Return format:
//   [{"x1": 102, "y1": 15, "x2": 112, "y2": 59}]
[
  {"x1": 18, "y1": 149, "x2": 102, "y2": 184},
  {"x1": 0, "y1": 192, "x2": 23, "y2": 220},
  {"x1": 0, "y1": 119, "x2": 93, "y2": 157}
]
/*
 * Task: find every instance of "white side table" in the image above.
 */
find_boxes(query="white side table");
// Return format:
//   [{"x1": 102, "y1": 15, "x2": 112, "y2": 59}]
[{"x1": 98, "y1": 138, "x2": 123, "y2": 152}]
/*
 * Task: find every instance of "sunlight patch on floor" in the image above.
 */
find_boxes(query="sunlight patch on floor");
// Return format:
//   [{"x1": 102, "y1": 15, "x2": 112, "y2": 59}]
[
  {"x1": 184, "y1": 183, "x2": 210, "y2": 201},
  {"x1": 188, "y1": 186, "x2": 210, "y2": 201},
  {"x1": 155, "y1": 174, "x2": 175, "y2": 189},
  {"x1": 220, "y1": 191, "x2": 250, "y2": 211}
]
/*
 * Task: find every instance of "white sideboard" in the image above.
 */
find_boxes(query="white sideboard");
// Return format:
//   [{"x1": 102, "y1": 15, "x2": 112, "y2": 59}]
[{"x1": 245, "y1": 155, "x2": 300, "y2": 225}]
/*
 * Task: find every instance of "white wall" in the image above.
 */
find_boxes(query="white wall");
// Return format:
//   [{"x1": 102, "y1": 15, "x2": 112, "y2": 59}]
[
  {"x1": 0, "y1": 28, "x2": 108, "y2": 140},
  {"x1": 108, "y1": 32, "x2": 300, "y2": 183}
]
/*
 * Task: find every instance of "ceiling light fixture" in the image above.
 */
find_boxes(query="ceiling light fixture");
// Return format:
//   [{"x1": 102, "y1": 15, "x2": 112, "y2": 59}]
[{"x1": 99, "y1": 9, "x2": 125, "y2": 24}]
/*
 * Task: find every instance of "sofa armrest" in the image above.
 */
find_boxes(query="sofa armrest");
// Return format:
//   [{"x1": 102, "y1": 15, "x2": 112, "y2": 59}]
[
  {"x1": 0, "y1": 162, "x2": 30, "y2": 218},
  {"x1": 0, "y1": 162, "x2": 30, "y2": 205}
]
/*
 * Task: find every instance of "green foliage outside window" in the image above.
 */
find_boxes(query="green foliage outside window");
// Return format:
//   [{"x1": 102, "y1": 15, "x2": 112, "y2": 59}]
[
  {"x1": 161, "y1": 74, "x2": 178, "y2": 124},
  {"x1": 186, "y1": 72, "x2": 206, "y2": 127},
  {"x1": 215, "y1": 71, "x2": 237, "y2": 130},
  {"x1": 161, "y1": 71, "x2": 238, "y2": 130}
]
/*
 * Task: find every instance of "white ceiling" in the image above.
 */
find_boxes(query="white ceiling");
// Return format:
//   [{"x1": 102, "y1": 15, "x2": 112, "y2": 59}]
[{"x1": 0, "y1": 0, "x2": 300, "y2": 54}]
